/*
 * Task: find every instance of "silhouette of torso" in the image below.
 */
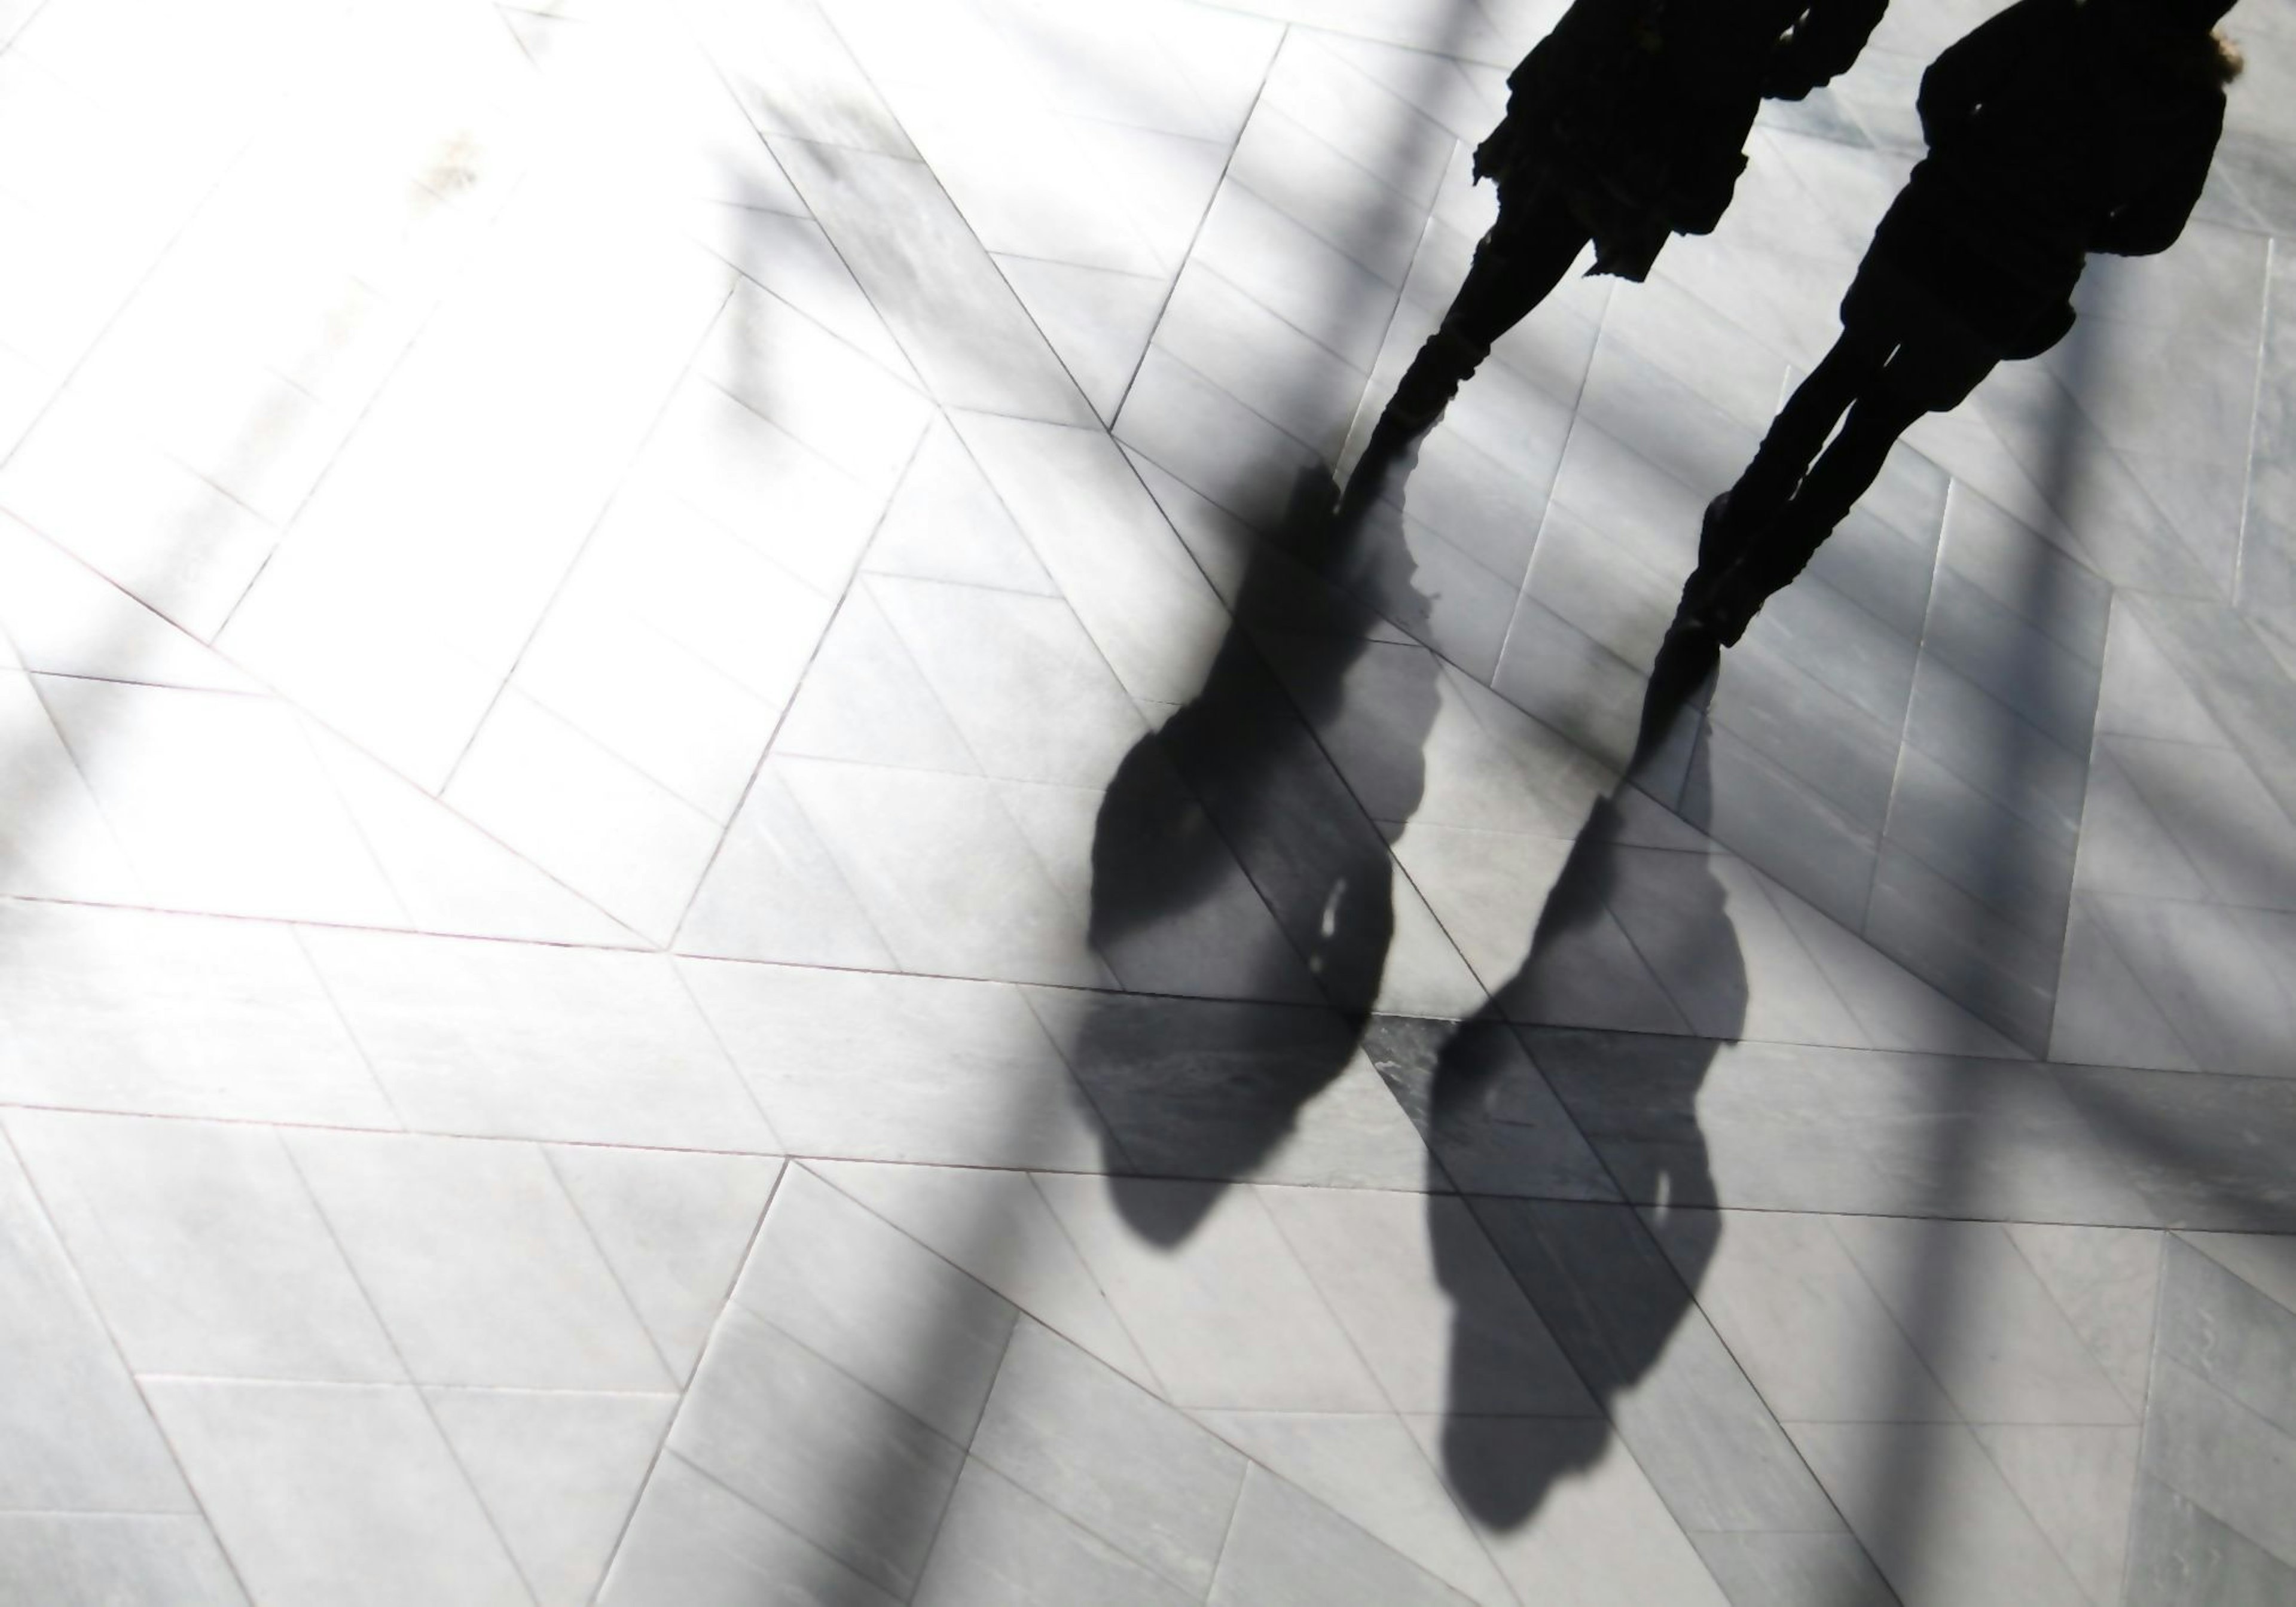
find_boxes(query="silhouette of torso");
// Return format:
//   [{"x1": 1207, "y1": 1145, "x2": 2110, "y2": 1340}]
[{"x1": 1877, "y1": 0, "x2": 2229, "y2": 345}]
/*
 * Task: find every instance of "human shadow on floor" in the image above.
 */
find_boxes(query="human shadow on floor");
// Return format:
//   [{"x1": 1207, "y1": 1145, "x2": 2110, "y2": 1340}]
[
  {"x1": 1394, "y1": 634, "x2": 1745, "y2": 1527},
  {"x1": 1075, "y1": 438, "x2": 1742, "y2": 1539},
  {"x1": 1074, "y1": 437, "x2": 1440, "y2": 1244}
]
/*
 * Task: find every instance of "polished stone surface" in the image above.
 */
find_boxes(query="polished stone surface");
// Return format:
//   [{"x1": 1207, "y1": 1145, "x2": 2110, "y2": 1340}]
[{"x1": 0, "y1": 0, "x2": 2290, "y2": 1602}]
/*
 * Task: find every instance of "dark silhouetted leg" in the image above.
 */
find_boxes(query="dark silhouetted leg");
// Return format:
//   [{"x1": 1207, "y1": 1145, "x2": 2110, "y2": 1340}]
[
  {"x1": 1693, "y1": 358, "x2": 1934, "y2": 644},
  {"x1": 1379, "y1": 187, "x2": 1589, "y2": 437},
  {"x1": 1701, "y1": 325, "x2": 1891, "y2": 568}
]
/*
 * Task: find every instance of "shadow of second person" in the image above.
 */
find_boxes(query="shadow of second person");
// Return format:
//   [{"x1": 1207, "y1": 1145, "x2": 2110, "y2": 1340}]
[{"x1": 1409, "y1": 635, "x2": 1745, "y2": 1528}]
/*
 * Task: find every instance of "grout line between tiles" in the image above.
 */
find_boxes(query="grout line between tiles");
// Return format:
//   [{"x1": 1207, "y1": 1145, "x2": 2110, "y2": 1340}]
[{"x1": 590, "y1": 1154, "x2": 791, "y2": 1596}]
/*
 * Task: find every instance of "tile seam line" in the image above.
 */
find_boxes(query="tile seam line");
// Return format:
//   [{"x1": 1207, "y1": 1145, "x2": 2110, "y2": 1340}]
[
  {"x1": 7, "y1": 650, "x2": 151, "y2": 909},
  {"x1": 592, "y1": 1155, "x2": 791, "y2": 1595},
  {"x1": 1245, "y1": 1182, "x2": 1545, "y2": 1607},
  {"x1": 664, "y1": 957, "x2": 790, "y2": 1156},
  {"x1": 0, "y1": 892, "x2": 658, "y2": 953},
  {"x1": 1487, "y1": 1182, "x2": 1874, "y2": 1576},
  {"x1": 538, "y1": 1144, "x2": 687, "y2": 1389},
  {"x1": 0, "y1": 1100, "x2": 2211, "y2": 1231},
  {"x1": 1669, "y1": 1209, "x2": 1945, "y2": 1579},
  {"x1": 0, "y1": 84, "x2": 278, "y2": 495},
  {"x1": 1191, "y1": 240, "x2": 1399, "y2": 376},
  {"x1": 700, "y1": 233, "x2": 926, "y2": 393},
  {"x1": 432, "y1": 276, "x2": 743, "y2": 801},
  {"x1": 782, "y1": 5, "x2": 1107, "y2": 431},
  {"x1": 634, "y1": 1447, "x2": 894, "y2": 1597},
  {"x1": 2066, "y1": 894, "x2": 2210, "y2": 1075},
  {"x1": 1108, "y1": 25, "x2": 1284, "y2": 424},
  {"x1": 123, "y1": 1377, "x2": 682, "y2": 1398},
  {"x1": 796, "y1": 1158, "x2": 1170, "y2": 1400},
  {"x1": 1008, "y1": 987, "x2": 1152, "y2": 1185},
  {"x1": 1, "y1": 904, "x2": 2271, "y2": 1087},
  {"x1": 0, "y1": 527, "x2": 657, "y2": 945},
  {"x1": 0, "y1": 1100, "x2": 793, "y2": 1159},
  {"x1": 2120, "y1": 1237, "x2": 2178, "y2": 1607},
  {"x1": 1184, "y1": 0, "x2": 1516, "y2": 70},
  {"x1": 934, "y1": 1450, "x2": 1219, "y2": 1602},
  {"x1": 1995, "y1": 1216, "x2": 2160, "y2": 1420},
  {"x1": 285, "y1": 922, "x2": 410, "y2": 1133},
  {"x1": 205, "y1": 159, "x2": 539, "y2": 648},
  {"x1": 2132, "y1": 1355, "x2": 2296, "y2": 1508},
  {"x1": 1228, "y1": 97, "x2": 1442, "y2": 231},
  {"x1": 0, "y1": 1505, "x2": 214, "y2": 1518},
  {"x1": 1018, "y1": 1168, "x2": 1177, "y2": 1401},
  {"x1": 2230, "y1": 233, "x2": 2274, "y2": 605},
  {"x1": 279, "y1": 693, "x2": 428, "y2": 939},
  {"x1": 661, "y1": 426, "x2": 924, "y2": 956}
]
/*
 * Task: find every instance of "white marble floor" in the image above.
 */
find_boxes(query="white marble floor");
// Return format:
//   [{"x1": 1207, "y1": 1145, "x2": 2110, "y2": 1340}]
[{"x1": 1, "y1": 0, "x2": 2293, "y2": 1603}]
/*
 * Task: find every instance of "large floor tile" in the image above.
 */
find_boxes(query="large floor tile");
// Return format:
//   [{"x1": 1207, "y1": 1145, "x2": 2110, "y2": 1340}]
[
  {"x1": 602, "y1": 1453, "x2": 899, "y2": 1607},
  {"x1": 297, "y1": 926, "x2": 775, "y2": 1151},
  {"x1": 769, "y1": 138, "x2": 1094, "y2": 426},
  {"x1": 2124, "y1": 1474, "x2": 2296, "y2": 1607},
  {"x1": 0, "y1": 901, "x2": 393, "y2": 1127},
  {"x1": 444, "y1": 688, "x2": 725, "y2": 945},
  {"x1": 669, "y1": 1306, "x2": 965, "y2": 1599},
  {"x1": 805, "y1": 1162, "x2": 1158, "y2": 1386},
  {"x1": 912, "y1": 1459, "x2": 1196, "y2": 1607},
  {"x1": 1653, "y1": 1207, "x2": 1956, "y2": 1426},
  {"x1": 957, "y1": 410, "x2": 1239, "y2": 706},
  {"x1": 681, "y1": 962, "x2": 1111, "y2": 1170},
  {"x1": 1789, "y1": 1420, "x2": 2093, "y2": 1607},
  {"x1": 1208, "y1": 1465, "x2": 1482, "y2": 1607},
  {"x1": 1194, "y1": 1410, "x2": 1513, "y2": 1607},
  {"x1": 1825, "y1": 1215, "x2": 2137, "y2": 1426},
  {"x1": 1536, "y1": 1032, "x2": 2159, "y2": 1224},
  {"x1": 1031, "y1": 1172, "x2": 1387, "y2": 1412},
  {"x1": 427, "y1": 1388, "x2": 672, "y2": 1607},
  {"x1": 733, "y1": 1165, "x2": 1017, "y2": 1445},
  {"x1": 971, "y1": 1319, "x2": 1243, "y2": 1596},
  {"x1": 773, "y1": 757, "x2": 1116, "y2": 987},
  {"x1": 547, "y1": 1146, "x2": 782, "y2": 1384},
  {"x1": 2136, "y1": 1361, "x2": 2296, "y2": 1578},
  {"x1": 146, "y1": 1380, "x2": 530, "y2": 1607},
  {"x1": 1261, "y1": 1185, "x2": 1593, "y2": 1416},
  {"x1": 289, "y1": 1131, "x2": 674, "y2": 1391},
  {"x1": 8, "y1": 1111, "x2": 401, "y2": 1383}
]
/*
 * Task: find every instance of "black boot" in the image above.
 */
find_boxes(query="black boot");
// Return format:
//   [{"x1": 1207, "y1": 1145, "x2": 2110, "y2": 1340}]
[
  {"x1": 1378, "y1": 328, "x2": 1483, "y2": 440},
  {"x1": 1676, "y1": 489, "x2": 1841, "y2": 648},
  {"x1": 1671, "y1": 495, "x2": 1751, "y2": 635},
  {"x1": 1672, "y1": 559, "x2": 1769, "y2": 648}
]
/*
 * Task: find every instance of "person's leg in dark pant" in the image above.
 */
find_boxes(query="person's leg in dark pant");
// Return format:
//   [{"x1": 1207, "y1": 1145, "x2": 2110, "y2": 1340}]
[
  {"x1": 1700, "y1": 324, "x2": 1892, "y2": 568},
  {"x1": 1692, "y1": 351, "x2": 1942, "y2": 644},
  {"x1": 1380, "y1": 187, "x2": 1590, "y2": 435}
]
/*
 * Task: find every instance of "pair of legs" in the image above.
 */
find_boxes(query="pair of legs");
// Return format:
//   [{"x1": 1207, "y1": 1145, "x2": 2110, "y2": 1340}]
[
  {"x1": 1379, "y1": 183, "x2": 1591, "y2": 435},
  {"x1": 1680, "y1": 320, "x2": 1976, "y2": 644}
]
